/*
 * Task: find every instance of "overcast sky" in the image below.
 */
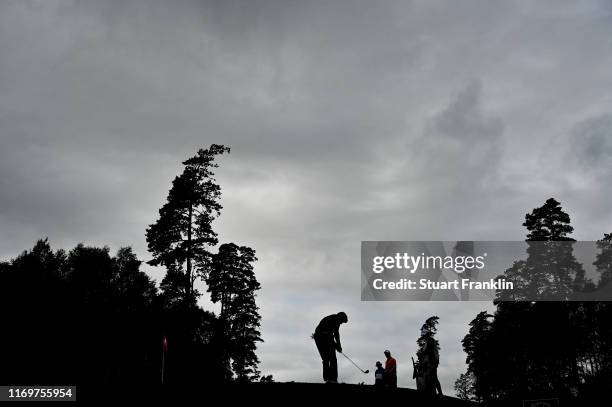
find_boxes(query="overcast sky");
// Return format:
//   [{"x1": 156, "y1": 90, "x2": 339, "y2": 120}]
[{"x1": 2, "y1": 0, "x2": 612, "y2": 394}]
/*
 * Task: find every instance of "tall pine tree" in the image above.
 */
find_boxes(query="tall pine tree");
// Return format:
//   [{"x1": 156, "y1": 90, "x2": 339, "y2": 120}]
[
  {"x1": 146, "y1": 144, "x2": 230, "y2": 305},
  {"x1": 497, "y1": 198, "x2": 585, "y2": 301},
  {"x1": 207, "y1": 243, "x2": 262, "y2": 382}
]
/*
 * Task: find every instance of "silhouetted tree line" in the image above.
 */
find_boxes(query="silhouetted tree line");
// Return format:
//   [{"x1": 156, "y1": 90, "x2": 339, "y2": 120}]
[
  {"x1": 456, "y1": 198, "x2": 612, "y2": 403},
  {"x1": 0, "y1": 145, "x2": 263, "y2": 385},
  {"x1": 0, "y1": 242, "x2": 162, "y2": 385}
]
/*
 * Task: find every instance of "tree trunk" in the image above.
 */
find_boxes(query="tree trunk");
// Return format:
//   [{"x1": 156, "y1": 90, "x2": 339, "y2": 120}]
[{"x1": 186, "y1": 203, "x2": 192, "y2": 302}]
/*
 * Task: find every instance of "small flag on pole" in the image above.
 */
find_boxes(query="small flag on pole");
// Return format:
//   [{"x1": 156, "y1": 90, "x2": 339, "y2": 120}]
[{"x1": 161, "y1": 336, "x2": 168, "y2": 384}]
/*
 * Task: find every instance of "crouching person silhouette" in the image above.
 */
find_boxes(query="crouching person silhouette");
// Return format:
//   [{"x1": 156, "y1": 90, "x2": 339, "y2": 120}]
[{"x1": 312, "y1": 312, "x2": 348, "y2": 383}]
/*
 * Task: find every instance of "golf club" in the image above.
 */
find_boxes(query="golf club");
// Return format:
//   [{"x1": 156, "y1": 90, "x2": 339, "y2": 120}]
[{"x1": 340, "y1": 351, "x2": 369, "y2": 374}]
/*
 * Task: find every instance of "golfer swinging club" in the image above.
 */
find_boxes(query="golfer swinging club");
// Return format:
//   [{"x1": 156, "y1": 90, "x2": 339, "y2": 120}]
[{"x1": 313, "y1": 312, "x2": 348, "y2": 383}]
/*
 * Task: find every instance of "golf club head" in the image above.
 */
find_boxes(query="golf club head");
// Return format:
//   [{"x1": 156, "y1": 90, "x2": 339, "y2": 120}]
[{"x1": 364, "y1": 369, "x2": 369, "y2": 374}]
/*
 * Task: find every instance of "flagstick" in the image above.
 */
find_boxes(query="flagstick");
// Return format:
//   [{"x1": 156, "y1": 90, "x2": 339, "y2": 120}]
[
  {"x1": 161, "y1": 336, "x2": 168, "y2": 384},
  {"x1": 161, "y1": 348, "x2": 165, "y2": 384}
]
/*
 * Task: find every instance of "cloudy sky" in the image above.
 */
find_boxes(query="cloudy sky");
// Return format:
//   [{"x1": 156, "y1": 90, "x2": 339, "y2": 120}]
[{"x1": 2, "y1": 0, "x2": 612, "y2": 393}]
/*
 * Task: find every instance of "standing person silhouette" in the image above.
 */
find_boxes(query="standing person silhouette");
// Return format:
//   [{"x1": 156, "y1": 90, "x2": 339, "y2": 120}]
[
  {"x1": 313, "y1": 312, "x2": 348, "y2": 383},
  {"x1": 416, "y1": 317, "x2": 443, "y2": 396},
  {"x1": 374, "y1": 361, "x2": 385, "y2": 387},
  {"x1": 423, "y1": 336, "x2": 443, "y2": 395},
  {"x1": 384, "y1": 350, "x2": 397, "y2": 388}
]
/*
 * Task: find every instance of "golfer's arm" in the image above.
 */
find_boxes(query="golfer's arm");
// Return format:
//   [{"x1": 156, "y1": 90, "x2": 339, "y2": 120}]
[{"x1": 334, "y1": 330, "x2": 341, "y2": 348}]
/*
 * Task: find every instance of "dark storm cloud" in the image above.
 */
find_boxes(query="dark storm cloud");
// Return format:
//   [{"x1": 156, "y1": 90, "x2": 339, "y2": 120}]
[
  {"x1": 572, "y1": 114, "x2": 612, "y2": 173},
  {"x1": 554, "y1": 114, "x2": 612, "y2": 238},
  {"x1": 2, "y1": 0, "x2": 612, "y2": 393}
]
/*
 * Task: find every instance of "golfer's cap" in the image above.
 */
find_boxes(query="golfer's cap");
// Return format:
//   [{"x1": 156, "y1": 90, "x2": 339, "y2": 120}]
[
  {"x1": 376, "y1": 361, "x2": 382, "y2": 366},
  {"x1": 384, "y1": 350, "x2": 390, "y2": 354}
]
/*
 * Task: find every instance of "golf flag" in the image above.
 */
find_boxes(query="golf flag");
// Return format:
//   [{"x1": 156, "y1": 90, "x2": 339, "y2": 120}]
[{"x1": 161, "y1": 336, "x2": 168, "y2": 384}]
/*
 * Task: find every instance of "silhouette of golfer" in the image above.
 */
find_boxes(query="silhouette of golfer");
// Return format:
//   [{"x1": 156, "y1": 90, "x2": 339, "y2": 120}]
[{"x1": 313, "y1": 312, "x2": 348, "y2": 383}]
